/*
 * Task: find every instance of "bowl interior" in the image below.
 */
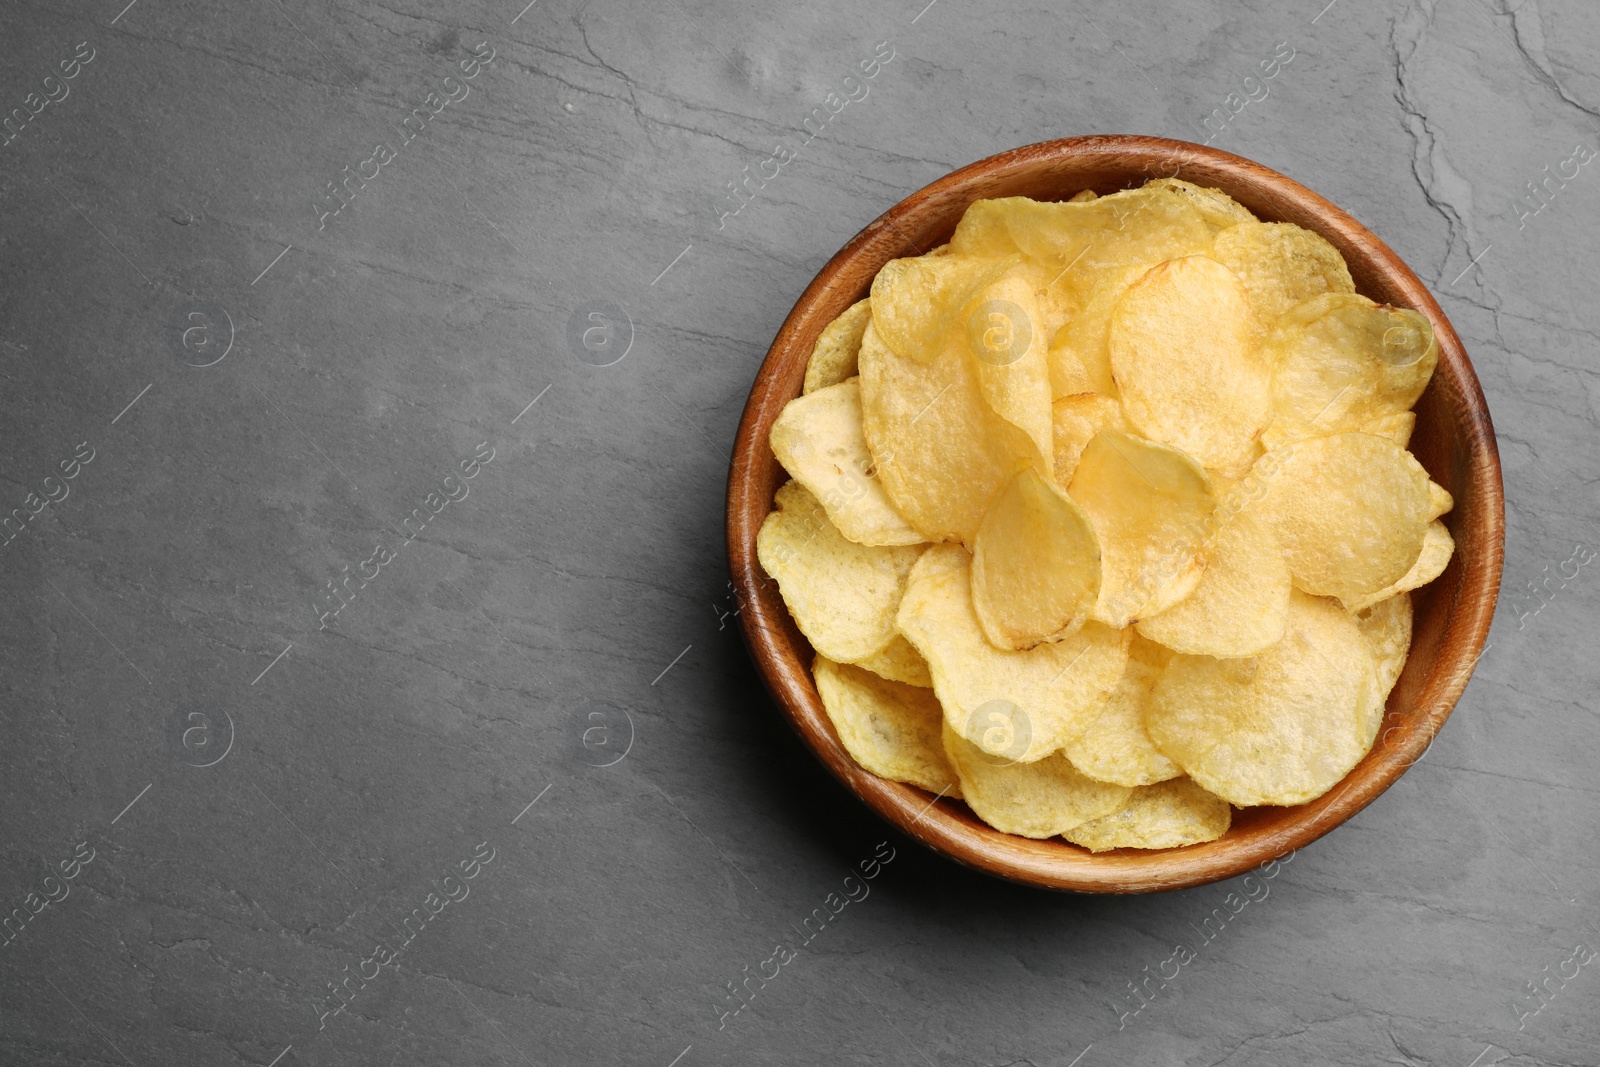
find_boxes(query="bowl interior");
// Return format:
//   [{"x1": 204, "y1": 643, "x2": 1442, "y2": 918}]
[{"x1": 728, "y1": 136, "x2": 1503, "y2": 893}]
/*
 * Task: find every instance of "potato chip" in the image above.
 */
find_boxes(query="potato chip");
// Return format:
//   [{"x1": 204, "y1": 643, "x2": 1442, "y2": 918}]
[
  {"x1": 897, "y1": 544, "x2": 1131, "y2": 762},
  {"x1": 1143, "y1": 177, "x2": 1256, "y2": 233},
  {"x1": 1064, "y1": 777, "x2": 1231, "y2": 852},
  {"x1": 1362, "y1": 410, "x2": 1416, "y2": 447},
  {"x1": 965, "y1": 269, "x2": 1056, "y2": 471},
  {"x1": 1342, "y1": 520, "x2": 1454, "y2": 613},
  {"x1": 1051, "y1": 393, "x2": 1129, "y2": 485},
  {"x1": 1067, "y1": 430, "x2": 1216, "y2": 627},
  {"x1": 1353, "y1": 591, "x2": 1412, "y2": 700},
  {"x1": 858, "y1": 322, "x2": 1037, "y2": 545},
  {"x1": 1427, "y1": 481, "x2": 1453, "y2": 520},
  {"x1": 1246, "y1": 432, "x2": 1432, "y2": 601},
  {"x1": 1061, "y1": 636, "x2": 1181, "y2": 787},
  {"x1": 1046, "y1": 264, "x2": 1146, "y2": 397},
  {"x1": 770, "y1": 379, "x2": 925, "y2": 547},
  {"x1": 1261, "y1": 293, "x2": 1438, "y2": 448},
  {"x1": 1211, "y1": 221, "x2": 1355, "y2": 346},
  {"x1": 852, "y1": 634, "x2": 933, "y2": 688},
  {"x1": 1135, "y1": 509, "x2": 1290, "y2": 658},
  {"x1": 1109, "y1": 255, "x2": 1270, "y2": 469},
  {"x1": 1146, "y1": 590, "x2": 1378, "y2": 806},
  {"x1": 756, "y1": 481, "x2": 924, "y2": 662},
  {"x1": 1067, "y1": 188, "x2": 1098, "y2": 203},
  {"x1": 949, "y1": 190, "x2": 1212, "y2": 301},
  {"x1": 813, "y1": 657, "x2": 961, "y2": 797},
  {"x1": 943, "y1": 723, "x2": 1131, "y2": 838},
  {"x1": 870, "y1": 253, "x2": 1013, "y2": 362},
  {"x1": 803, "y1": 299, "x2": 873, "y2": 394},
  {"x1": 971, "y1": 468, "x2": 1102, "y2": 649}
]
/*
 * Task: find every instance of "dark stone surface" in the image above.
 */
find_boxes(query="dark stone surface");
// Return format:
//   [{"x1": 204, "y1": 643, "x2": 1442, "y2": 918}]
[{"x1": 2, "y1": 0, "x2": 1598, "y2": 1063}]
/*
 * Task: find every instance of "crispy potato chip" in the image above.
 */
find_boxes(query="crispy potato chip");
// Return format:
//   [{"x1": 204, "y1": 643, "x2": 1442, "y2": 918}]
[
  {"x1": 944, "y1": 723, "x2": 1131, "y2": 837},
  {"x1": 803, "y1": 299, "x2": 873, "y2": 394},
  {"x1": 1427, "y1": 481, "x2": 1453, "y2": 520},
  {"x1": 949, "y1": 190, "x2": 1212, "y2": 300},
  {"x1": 859, "y1": 322, "x2": 1038, "y2": 545},
  {"x1": 1246, "y1": 432, "x2": 1432, "y2": 601},
  {"x1": 1146, "y1": 590, "x2": 1378, "y2": 806},
  {"x1": 1062, "y1": 636, "x2": 1181, "y2": 787},
  {"x1": 972, "y1": 468, "x2": 1102, "y2": 649},
  {"x1": 1261, "y1": 293, "x2": 1439, "y2": 448},
  {"x1": 870, "y1": 253, "x2": 1013, "y2": 362},
  {"x1": 1136, "y1": 509, "x2": 1290, "y2": 658},
  {"x1": 898, "y1": 545, "x2": 1131, "y2": 762},
  {"x1": 757, "y1": 482, "x2": 924, "y2": 662},
  {"x1": 965, "y1": 269, "x2": 1056, "y2": 471},
  {"x1": 814, "y1": 657, "x2": 961, "y2": 797},
  {"x1": 1046, "y1": 264, "x2": 1146, "y2": 397},
  {"x1": 1362, "y1": 410, "x2": 1416, "y2": 447},
  {"x1": 1109, "y1": 255, "x2": 1270, "y2": 468},
  {"x1": 1143, "y1": 177, "x2": 1256, "y2": 233},
  {"x1": 1212, "y1": 221, "x2": 1355, "y2": 346},
  {"x1": 1068, "y1": 188, "x2": 1098, "y2": 203},
  {"x1": 1064, "y1": 777, "x2": 1231, "y2": 852},
  {"x1": 1353, "y1": 591, "x2": 1412, "y2": 701},
  {"x1": 1342, "y1": 520, "x2": 1454, "y2": 613},
  {"x1": 852, "y1": 634, "x2": 933, "y2": 688},
  {"x1": 1051, "y1": 393, "x2": 1129, "y2": 485},
  {"x1": 770, "y1": 380, "x2": 926, "y2": 547},
  {"x1": 1067, "y1": 430, "x2": 1216, "y2": 627}
]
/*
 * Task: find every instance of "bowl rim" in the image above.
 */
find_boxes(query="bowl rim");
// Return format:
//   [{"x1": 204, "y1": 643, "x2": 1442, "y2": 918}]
[{"x1": 726, "y1": 135, "x2": 1505, "y2": 893}]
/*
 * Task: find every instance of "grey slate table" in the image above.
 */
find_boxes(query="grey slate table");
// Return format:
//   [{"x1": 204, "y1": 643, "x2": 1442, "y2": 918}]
[{"x1": 2, "y1": 0, "x2": 1598, "y2": 1064}]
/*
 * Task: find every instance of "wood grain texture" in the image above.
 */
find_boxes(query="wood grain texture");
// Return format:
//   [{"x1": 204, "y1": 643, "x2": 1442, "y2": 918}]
[{"x1": 726, "y1": 136, "x2": 1505, "y2": 894}]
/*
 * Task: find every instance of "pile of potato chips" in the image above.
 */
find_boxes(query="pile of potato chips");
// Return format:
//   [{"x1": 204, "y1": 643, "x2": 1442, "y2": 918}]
[{"x1": 758, "y1": 178, "x2": 1454, "y2": 852}]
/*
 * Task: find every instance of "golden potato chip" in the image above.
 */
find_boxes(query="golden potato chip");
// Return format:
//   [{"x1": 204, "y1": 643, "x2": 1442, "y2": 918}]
[
  {"x1": 1061, "y1": 636, "x2": 1181, "y2": 787},
  {"x1": 1362, "y1": 410, "x2": 1416, "y2": 447},
  {"x1": 814, "y1": 657, "x2": 961, "y2": 797},
  {"x1": 1067, "y1": 188, "x2": 1098, "y2": 203},
  {"x1": 1051, "y1": 393, "x2": 1129, "y2": 485},
  {"x1": 1046, "y1": 264, "x2": 1146, "y2": 397},
  {"x1": 965, "y1": 269, "x2": 1056, "y2": 471},
  {"x1": 1246, "y1": 432, "x2": 1432, "y2": 601},
  {"x1": 949, "y1": 190, "x2": 1212, "y2": 300},
  {"x1": 770, "y1": 379, "x2": 925, "y2": 547},
  {"x1": 803, "y1": 299, "x2": 873, "y2": 394},
  {"x1": 1353, "y1": 591, "x2": 1412, "y2": 700},
  {"x1": 1146, "y1": 590, "x2": 1378, "y2": 806},
  {"x1": 859, "y1": 321, "x2": 1037, "y2": 545},
  {"x1": 1064, "y1": 777, "x2": 1231, "y2": 852},
  {"x1": 1427, "y1": 481, "x2": 1453, "y2": 520},
  {"x1": 1342, "y1": 520, "x2": 1454, "y2": 613},
  {"x1": 943, "y1": 723, "x2": 1131, "y2": 837},
  {"x1": 1143, "y1": 177, "x2": 1256, "y2": 233},
  {"x1": 1211, "y1": 221, "x2": 1355, "y2": 345},
  {"x1": 971, "y1": 468, "x2": 1102, "y2": 649},
  {"x1": 1135, "y1": 509, "x2": 1290, "y2": 658},
  {"x1": 870, "y1": 253, "x2": 1012, "y2": 362},
  {"x1": 756, "y1": 481, "x2": 924, "y2": 662},
  {"x1": 1067, "y1": 430, "x2": 1216, "y2": 627},
  {"x1": 897, "y1": 545, "x2": 1131, "y2": 762},
  {"x1": 852, "y1": 634, "x2": 933, "y2": 688},
  {"x1": 1109, "y1": 255, "x2": 1270, "y2": 469},
  {"x1": 1261, "y1": 293, "x2": 1438, "y2": 448}
]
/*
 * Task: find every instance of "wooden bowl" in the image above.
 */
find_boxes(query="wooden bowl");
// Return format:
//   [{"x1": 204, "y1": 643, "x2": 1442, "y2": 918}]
[{"x1": 726, "y1": 136, "x2": 1504, "y2": 893}]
